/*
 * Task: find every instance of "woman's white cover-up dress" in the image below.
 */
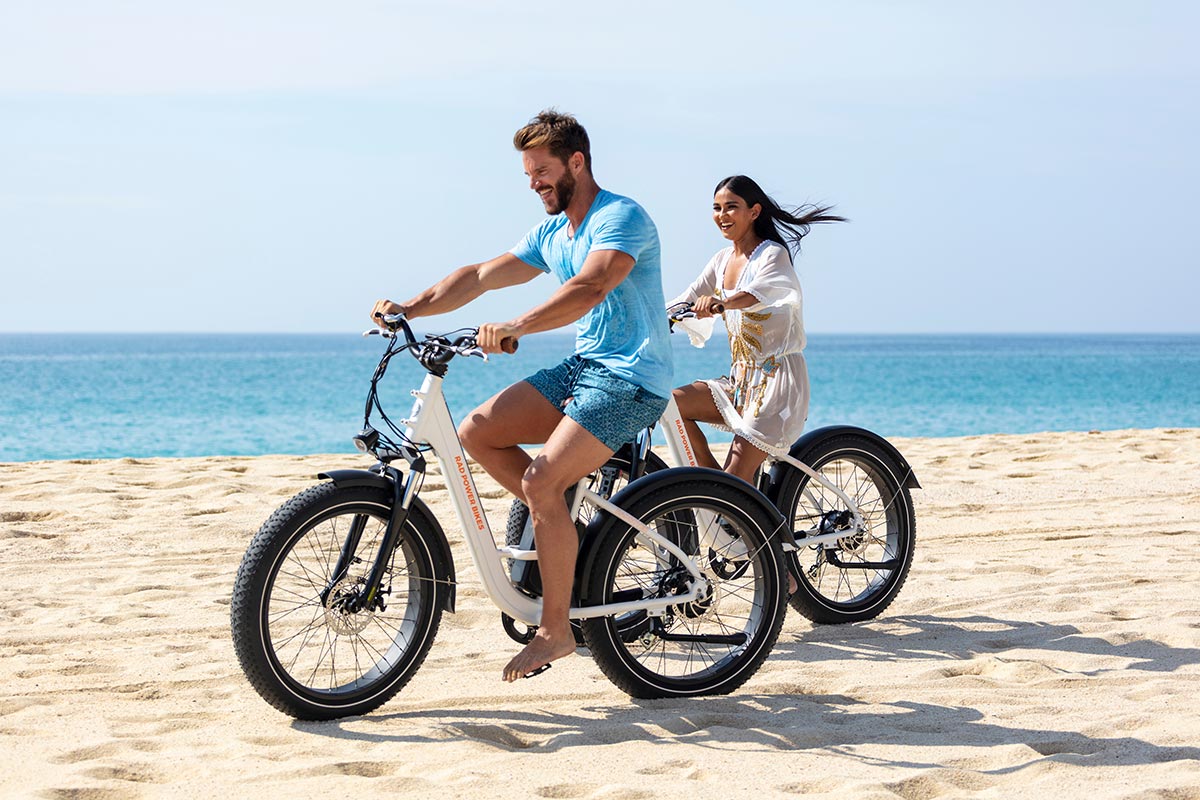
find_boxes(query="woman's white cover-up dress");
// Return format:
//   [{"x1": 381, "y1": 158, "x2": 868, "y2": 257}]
[{"x1": 670, "y1": 241, "x2": 809, "y2": 456}]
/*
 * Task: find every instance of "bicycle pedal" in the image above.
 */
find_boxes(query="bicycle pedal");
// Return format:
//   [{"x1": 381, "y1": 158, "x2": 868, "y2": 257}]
[{"x1": 522, "y1": 664, "x2": 552, "y2": 679}]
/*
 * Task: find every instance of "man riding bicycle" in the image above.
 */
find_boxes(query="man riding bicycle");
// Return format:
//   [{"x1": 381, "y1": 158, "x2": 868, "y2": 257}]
[{"x1": 371, "y1": 109, "x2": 672, "y2": 681}]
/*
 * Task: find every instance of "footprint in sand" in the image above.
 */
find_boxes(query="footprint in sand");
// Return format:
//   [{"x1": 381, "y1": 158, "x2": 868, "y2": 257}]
[
  {"x1": 52, "y1": 740, "x2": 161, "y2": 765},
  {"x1": 1028, "y1": 738, "x2": 1105, "y2": 756},
  {"x1": 44, "y1": 789, "x2": 130, "y2": 800},
  {"x1": 636, "y1": 758, "x2": 693, "y2": 776},
  {"x1": 778, "y1": 779, "x2": 847, "y2": 795},
  {"x1": 636, "y1": 758, "x2": 707, "y2": 781},
  {"x1": 0, "y1": 529, "x2": 59, "y2": 540},
  {"x1": 319, "y1": 761, "x2": 394, "y2": 778},
  {"x1": 185, "y1": 508, "x2": 229, "y2": 517},
  {"x1": 535, "y1": 784, "x2": 593, "y2": 799},
  {"x1": 450, "y1": 722, "x2": 535, "y2": 749},
  {"x1": 83, "y1": 763, "x2": 169, "y2": 784},
  {"x1": 0, "y1": 510, "x2": 59, "y2": 522},
  {"x1": 886, "y1": 769, "x2": 999, "y2": 799},
  {"x1": 0, "y1": 697, "x2": 51, "y2": 716}
]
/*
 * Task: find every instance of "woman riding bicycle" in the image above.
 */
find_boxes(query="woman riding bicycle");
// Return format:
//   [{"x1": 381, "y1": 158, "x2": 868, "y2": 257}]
[{"x1": 669, "y1": 175, "x2": 844, "y2": 484}]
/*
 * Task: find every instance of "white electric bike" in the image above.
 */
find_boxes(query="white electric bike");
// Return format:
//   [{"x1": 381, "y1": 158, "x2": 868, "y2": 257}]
[
  {"x1": 503, "y1": 302, "x2": 918, "y2": 640},
  {"x1": 231, "y1": 315, "x2": 790, "y2": 720}
]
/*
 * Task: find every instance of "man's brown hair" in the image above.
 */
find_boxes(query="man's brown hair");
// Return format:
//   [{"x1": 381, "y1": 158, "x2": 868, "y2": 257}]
[{"x1": 513, "y1": 109, "x2": 592, "y2": 173}]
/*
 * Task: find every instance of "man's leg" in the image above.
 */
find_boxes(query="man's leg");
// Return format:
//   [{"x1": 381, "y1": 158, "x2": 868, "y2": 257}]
[
  {"x1": 458, "y1": 381, "x2": 563, "y2": 503},
  {"x1": 502, "y1": 416, "x2": 614, "y2": 681}
]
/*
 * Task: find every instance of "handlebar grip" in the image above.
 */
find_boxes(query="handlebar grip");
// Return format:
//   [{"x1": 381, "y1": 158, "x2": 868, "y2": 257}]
[{"x1": 500, "y1": 337, "x2": 519, "y2": 354}]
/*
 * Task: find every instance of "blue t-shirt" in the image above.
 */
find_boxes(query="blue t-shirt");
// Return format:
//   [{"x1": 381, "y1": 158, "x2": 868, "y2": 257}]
[{"x1": 510, "y1": 190, "x2": 674, "y2": 399}]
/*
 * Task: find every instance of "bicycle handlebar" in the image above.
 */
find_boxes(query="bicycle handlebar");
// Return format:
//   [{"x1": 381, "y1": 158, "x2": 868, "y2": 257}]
[
  {"x1": 369, "y1": 313, "x2": 517, "y2": 361},
  {"x1": 667, "y1": 300, "x2": 725, "y2": 324}
]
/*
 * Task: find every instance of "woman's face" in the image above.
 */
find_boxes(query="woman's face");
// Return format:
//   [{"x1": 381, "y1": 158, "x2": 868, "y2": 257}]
[{"x1": 712, "y1": 187, "x2": 761, "y2": 243}]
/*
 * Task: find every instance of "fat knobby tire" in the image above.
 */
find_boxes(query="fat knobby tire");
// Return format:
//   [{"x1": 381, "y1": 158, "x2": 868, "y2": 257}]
[{"x1": 230, "y1": 482, "x2": 442, "y2": 719}]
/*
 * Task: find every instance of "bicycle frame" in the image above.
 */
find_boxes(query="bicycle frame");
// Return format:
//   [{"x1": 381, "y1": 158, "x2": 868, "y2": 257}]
[
  {"x1": 647, "y1": 396, "x2": 868, "y2": 546},
  {"x1": 399, "y1": 369, "x2": 709, "y2": 628}
]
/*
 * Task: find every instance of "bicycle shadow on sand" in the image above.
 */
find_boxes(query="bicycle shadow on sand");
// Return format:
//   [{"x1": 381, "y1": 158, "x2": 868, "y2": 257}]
[
  {"x1": 773, "y1": 613, "x2": 1200, "y2": 675},
  {"x1": 293, "y1": 692, "x2": 1200, "y2": 773}
]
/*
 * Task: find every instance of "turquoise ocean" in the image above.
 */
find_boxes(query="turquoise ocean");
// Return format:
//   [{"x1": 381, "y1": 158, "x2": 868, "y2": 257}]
[{"x1": 1, "y1": 332, "x2": 1198, "y2": 462}]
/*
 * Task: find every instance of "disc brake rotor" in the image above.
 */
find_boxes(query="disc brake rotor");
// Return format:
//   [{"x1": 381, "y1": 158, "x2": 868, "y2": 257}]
[
  {"x1": 324, "y1": 577, "x2": 373, "y2": 635},
  {"x1": 836, "y1": 529, "x2": 870, "y2": 555}
]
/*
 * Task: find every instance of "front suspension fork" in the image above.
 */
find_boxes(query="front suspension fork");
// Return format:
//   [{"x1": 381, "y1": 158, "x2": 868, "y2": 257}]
[{"x1": 323, "y1": 462, "x2": 422, "y2": 611}]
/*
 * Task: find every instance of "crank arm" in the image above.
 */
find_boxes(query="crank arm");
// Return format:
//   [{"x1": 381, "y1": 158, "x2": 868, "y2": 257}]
[
  {"x1": 823, "y1": 550, "x2": 901, "y2": 570},
  {"x1": 654, "y1": 630, "x2": 748, "y2": 646},
  {"x1": 793, "y1": 528, "x2": 864, "y2": 547}
]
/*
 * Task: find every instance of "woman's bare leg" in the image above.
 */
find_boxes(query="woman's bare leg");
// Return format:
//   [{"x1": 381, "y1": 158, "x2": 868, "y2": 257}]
[
  {"x1": 674, "y1": 384, "x2": 796, "y2": 595},
  {"x1": 723, "y1": 437, "x2": 770, "y2": 486},
  {"x1": 725, "y1": 437, "x2": 797, "y2": 596},
  {"x1": 672, "y1": 382, "x2": 723, "y2": 469}
]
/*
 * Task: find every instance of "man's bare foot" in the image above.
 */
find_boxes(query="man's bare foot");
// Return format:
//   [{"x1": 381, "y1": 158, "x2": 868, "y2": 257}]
[
  {"x1": 503, "y1": 625, "x2": 576, "y2": 682},
  {"x1": 788, "y1": 573, "x2": 798, "y2": 597}
]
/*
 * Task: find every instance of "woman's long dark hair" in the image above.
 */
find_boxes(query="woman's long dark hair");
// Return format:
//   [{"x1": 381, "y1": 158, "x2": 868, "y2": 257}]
[{"x1": 715, "y1": 175, "x2": 845, "y2": 257}]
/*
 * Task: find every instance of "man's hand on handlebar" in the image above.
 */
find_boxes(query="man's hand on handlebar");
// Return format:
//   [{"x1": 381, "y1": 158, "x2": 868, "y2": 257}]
[
  {"x1": 371, "y1": 299, "x2": 407, "y2": 328},
  {"x1": 477, "y1": 322, "x2": 520, "y2": 355}
]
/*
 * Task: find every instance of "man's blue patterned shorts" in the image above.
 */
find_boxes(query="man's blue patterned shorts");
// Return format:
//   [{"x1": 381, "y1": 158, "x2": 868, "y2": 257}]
[{"x1": 524, "y1": 355, "x2": 668, "y2": 452}]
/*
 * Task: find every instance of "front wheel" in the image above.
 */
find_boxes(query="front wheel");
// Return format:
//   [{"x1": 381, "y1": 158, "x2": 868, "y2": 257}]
[
  {"x1": 230, "y1": 483, "x2": 443, "y2": 719},
  {"x1": 772, "y1": 435, "x2": 916, "y2": 624},
  {"x1": 579, "y1": 475, "x2": 788, "y2": 698}
]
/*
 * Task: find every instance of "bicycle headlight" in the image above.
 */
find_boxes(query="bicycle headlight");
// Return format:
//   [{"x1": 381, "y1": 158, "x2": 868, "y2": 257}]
[{"x1": 353, "y1": 427, "x2": 379, "y2": 454}]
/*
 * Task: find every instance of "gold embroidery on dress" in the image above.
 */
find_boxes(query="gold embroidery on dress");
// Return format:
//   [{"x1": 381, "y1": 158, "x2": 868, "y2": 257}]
[{"x1": 726, "y1": 308, "x2": 777, "y2": 418}]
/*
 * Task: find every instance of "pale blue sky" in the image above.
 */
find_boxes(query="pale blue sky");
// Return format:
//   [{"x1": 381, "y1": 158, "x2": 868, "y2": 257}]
[{"x1": 2, "y1": 1, "x2": 1196, "y2": 333}]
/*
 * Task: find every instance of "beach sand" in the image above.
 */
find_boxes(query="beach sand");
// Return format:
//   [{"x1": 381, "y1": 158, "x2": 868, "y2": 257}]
[{"x1": 2, "y1": 429, "x2": 1198, "y2": 798}]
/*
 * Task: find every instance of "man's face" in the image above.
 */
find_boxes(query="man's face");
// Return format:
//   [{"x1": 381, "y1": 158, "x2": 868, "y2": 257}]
[{"x1": 522, "y1": 147, "x2": 576, "y2": 215}]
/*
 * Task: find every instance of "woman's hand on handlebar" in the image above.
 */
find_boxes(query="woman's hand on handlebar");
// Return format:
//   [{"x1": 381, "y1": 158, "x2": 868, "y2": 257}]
[
  {"x1": 691, "y1": 295, "x2": 726, "y2": 319},
  {"x1": 476, "y1": 322, "x2": 520, "y2": 354}
]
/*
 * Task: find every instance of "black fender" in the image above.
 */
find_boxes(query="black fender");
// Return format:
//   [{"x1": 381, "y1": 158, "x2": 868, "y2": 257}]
[
  {"x1": 575, "y1": 466, "x2": 787, "y2": 587},
  {"x1": 317, "y1": 469, "x2": 457, "y2": 613},
  {"x1": 764, "y1": 425, "x2": 921, "y2": 498}
]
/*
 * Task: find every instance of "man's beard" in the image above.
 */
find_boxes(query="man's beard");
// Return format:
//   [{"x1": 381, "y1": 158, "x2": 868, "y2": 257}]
[{"x1": 543, "y1": 171, "x2": 576, "y2": 215}]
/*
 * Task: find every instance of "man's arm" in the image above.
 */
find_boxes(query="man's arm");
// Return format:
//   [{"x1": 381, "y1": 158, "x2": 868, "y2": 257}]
[
  {"x1": 476, "y1": 249, "x2": 635, "y2": 352},
  {"x1": 371, "y1": 253, "x2": 542, "y2": 323}
]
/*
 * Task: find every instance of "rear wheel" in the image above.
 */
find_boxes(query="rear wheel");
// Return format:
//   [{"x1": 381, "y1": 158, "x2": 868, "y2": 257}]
[
  {"x1": 579, "y1": 475, "x2": 787, "y2": 698},
  {"x1": 772, "y1": 435, "x2": 916, "y2": 624}
]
